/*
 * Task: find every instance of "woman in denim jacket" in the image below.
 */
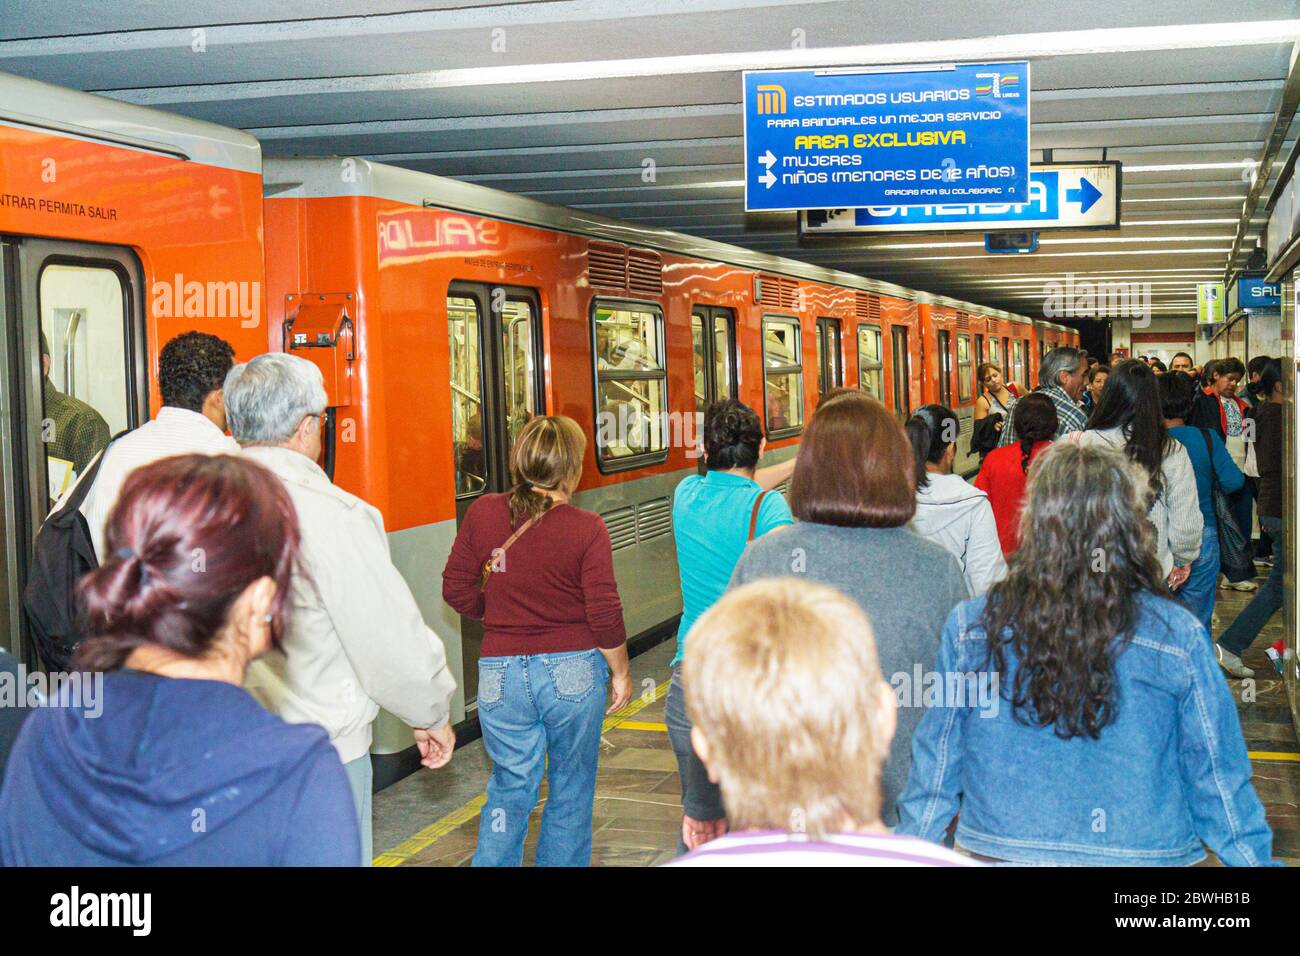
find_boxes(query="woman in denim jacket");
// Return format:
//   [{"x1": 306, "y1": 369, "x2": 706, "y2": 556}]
[{"x1": 897, "y1": 441, "x2": 1276, "y2": 866}]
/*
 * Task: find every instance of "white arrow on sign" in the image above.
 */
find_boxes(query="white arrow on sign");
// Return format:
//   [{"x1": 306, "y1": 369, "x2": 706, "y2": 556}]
[
  {"x1": 758, "y1": 150, "x2": 776, "y2": 169},
  {"x1": 759, "y1": 170, "x2": 776, "y2": 188}
]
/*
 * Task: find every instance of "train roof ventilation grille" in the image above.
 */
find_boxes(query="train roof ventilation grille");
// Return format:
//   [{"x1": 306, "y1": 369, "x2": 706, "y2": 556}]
[
  {"x1": 601, "y1": 505, "x2": 638, "y2": 552},
  {"x1": 855, "y1": 292, "x2": 881, "y2": 322},
  {"x1": 627, "y1": 250, "x2": 664, "y2": 297},
  {"x1": 587, "y1": 241, "x2": 629, "y2": 291},
  {"x1": 760, "y1": 275, "x2": 801, "y2": 310},
  {"x1": 956, "y1": 311, "x2": 972, "y2": 331},
  {"x1": 635, "y1": 497, "x2": 672, "y2": 543}
]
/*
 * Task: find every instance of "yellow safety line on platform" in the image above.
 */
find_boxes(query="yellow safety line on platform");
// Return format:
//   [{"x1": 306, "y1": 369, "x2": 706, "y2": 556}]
[
  {"x1": 616, "y1": 720, "x2": 669, "y2": 732},
  {"x1": 372, "y1": 678, "x2": 671, "y2": 867},
  {"x1": 1249, "y1": 751, "x2": 1300, "y2": 762}
]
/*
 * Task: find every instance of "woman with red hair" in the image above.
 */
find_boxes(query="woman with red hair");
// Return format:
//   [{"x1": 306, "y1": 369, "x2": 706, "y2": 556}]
[{"x1": 0, "y1": 454, "x2": 360, "y2": 866}]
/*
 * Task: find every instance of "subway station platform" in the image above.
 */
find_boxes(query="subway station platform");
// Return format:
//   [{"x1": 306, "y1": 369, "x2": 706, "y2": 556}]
[{"x1": 372, "y1": 578, "x2": 1300, "y2": 868}]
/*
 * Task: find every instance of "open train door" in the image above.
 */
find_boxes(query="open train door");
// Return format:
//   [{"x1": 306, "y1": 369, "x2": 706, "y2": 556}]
[
  {"x1": 445, "y1": 280, "x2": 545, "y2": 705},
  {"x1": 0, "y1": 238, "x2": 147, "y2": 663}
]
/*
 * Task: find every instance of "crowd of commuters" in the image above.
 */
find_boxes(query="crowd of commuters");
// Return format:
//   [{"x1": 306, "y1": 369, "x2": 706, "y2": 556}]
[{"x1": 0, "y1": 333, "x2": 1286, "y2": 868}]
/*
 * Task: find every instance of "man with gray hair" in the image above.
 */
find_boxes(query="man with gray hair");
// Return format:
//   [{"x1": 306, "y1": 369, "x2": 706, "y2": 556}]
[
  {"x1": 999, "y1": 346, "x2": 1089, "y2": 446},
  {"x1": 224, "y1": 353, "x2": 457, "y2": 864}
]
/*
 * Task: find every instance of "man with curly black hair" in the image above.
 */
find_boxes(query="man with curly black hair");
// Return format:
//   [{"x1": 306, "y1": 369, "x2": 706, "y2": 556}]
[{"x1": 80, "y1": 331, "x2": 239, "y2": 559}]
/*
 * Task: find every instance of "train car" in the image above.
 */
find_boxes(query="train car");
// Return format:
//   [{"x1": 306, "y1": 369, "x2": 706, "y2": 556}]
[{"x1": 0, "y1": 72, "x2": 266, "y2": 659}]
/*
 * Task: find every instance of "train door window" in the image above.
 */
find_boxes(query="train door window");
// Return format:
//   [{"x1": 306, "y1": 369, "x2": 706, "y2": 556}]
[
  {"x1": 2, "y1": 239, "x2": 145, "y2": 660},
  {"x1": 975, "y1": 334, "x2": 984, "y2": 371},
  {"x1": 891, "y1": 325, "x2": 911, "y2": 417},
  {"x1": 691, "y1": 306, "x2": 737, "y2": 412},
  {"x1": 857, "y1": 324, "x2": 883, "y2": 399},
  {"x1": 1013, "y1": 339, "x2": 1026, "y2": 386},
  {"x1": 500, "y1": 299, "x2": 538, "y2": 450},
  {"x1": 1002, "y1": 337, "x2": 1011, "y2": 375},
  {"x1": 956, "y1": 333, "x2": 973, "y2": 403},
  {"x1": 38, "y1": 263, "x2": 133, "y2": 502},
  {"x1": 987, "y1": 337, "x2": 999, "y2": 367},
  {"x1": 593, "y1": 300, "x2": 668, "y2": 469},
  {"x1": 815, "y1": 317, "x2": 842, "y2": 397},
  {"x1": 937, "y1": 329, "x2": 952, "y2": 406},
  {"x1": 447, "y1": 295, "x2": 489, "y2": 497},
  {"x1": 448, "y1": 283, "x2": 544, "y2": 500},
  {"x1": 762, "y1": 316, "x2": 804, "y2": 437}
]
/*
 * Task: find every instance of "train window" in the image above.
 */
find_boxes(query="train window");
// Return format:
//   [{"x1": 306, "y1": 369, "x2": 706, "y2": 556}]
[
  {"x1": 38, "y1": 263, "x2": 129, "y2": 500},
  {"x1": 1013, "y1": 339, "x2": 1026, "y2": 386},
  {"x1": 891, "y1": 325, "x2": 910, "y2": 418},
  {"x1": 448, "y1": 295, "x2": 489, "y2": 497},
  {"x1": 937, "y1": 329, "x2": 952, "y2": 406},
  {"x1": 593, "y1": 301, "x2": 668, "y2": 467},
  {"x1": 1002, "y1": 337, "x2": 1011, "y2": 376},
  {"x1": 857, "y1": 324, "x2": 883, "y2": 399},
  {"x1": 987, "y1": 337, "x2": 999, "y2": 367},
  {"x1": 762, "y1": 316, "x2": 804, "y2": 438},
  {"x1": 956, "y1": 333, "x2": 972, "y2": 403},
  {"x1": 975, "y1": 334, "x2": 984, "y2": 370},
  {"x1": 815, "y1": 317, "x2": 842, "y2": 397}
]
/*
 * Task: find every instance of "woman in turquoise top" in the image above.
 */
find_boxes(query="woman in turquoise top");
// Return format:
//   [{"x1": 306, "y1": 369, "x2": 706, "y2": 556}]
[{"x1": 667, "y1": 399, "x2": 793, "y2": 853}]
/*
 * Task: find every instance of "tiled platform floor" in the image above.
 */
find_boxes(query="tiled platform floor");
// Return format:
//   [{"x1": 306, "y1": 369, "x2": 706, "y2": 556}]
[{"x1": 373, "y1": 570, "x2": 1300, "y2": 867}]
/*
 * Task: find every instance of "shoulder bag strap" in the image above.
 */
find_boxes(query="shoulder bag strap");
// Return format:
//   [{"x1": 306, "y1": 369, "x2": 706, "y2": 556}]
[
  {"x1": 748, "y1": 490, "x2": 772, "y2": 542},
  {"x1": 480, "y1": 512, "x2": 541, "y2": 591}
]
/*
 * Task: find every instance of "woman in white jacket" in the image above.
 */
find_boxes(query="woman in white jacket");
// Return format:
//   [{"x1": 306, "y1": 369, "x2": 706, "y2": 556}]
[
  {"x1": 907, "y1": 404, "x2": 1006, "y2": 595},
  {"x1": 1075, "y1": 359, "x2": 1202, "y2": 587}
]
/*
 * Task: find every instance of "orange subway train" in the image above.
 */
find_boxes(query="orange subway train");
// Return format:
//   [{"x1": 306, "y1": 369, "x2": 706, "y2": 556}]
[{"x1": 0, "y1": 71, "x2": 1068, "y2": 764}]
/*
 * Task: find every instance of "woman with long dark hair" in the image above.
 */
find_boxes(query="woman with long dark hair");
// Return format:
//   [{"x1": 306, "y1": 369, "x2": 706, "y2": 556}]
[
  {"x1": 907, "y1": 404, "x2": 1005, "y2": 594},
  {"x1": 898, "y1": 442, "x2": 1275, "y2": 865},
  {"x1": 971, "y1": 362, "x2": 1022, "y2": 461},
  {"x1": 974, "y1": 392, "x2": 1057, "y2": 556},
  {"x1": 0, "y1": 455, "x2": 361, "y2": 866},
  {"x1": 1077, "y1": 358, "x2": 1201, "y2": 587}
]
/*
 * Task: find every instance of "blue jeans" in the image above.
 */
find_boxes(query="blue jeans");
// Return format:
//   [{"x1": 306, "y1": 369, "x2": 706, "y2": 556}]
[
  {"x1": 665, "y1": 664, "x2": 725, "y2": 853},
  {"x1": 472, "y1": 650, "x2": 607, "y2": 867},
  {"x1": 1219, "y1": 515, "x2": 1284, "y2": 656},
  {"x1": 1176, "y1": 523, "x2": 1219, "y2": 636}
]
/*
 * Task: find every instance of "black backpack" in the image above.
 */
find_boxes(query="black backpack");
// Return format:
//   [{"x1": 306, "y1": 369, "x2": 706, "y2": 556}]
[{"x1": 22, "y1": 431, "x2": 128, "y2": 670}]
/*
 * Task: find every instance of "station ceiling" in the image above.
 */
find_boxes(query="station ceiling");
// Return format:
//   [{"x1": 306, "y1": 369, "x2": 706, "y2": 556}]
[{"x1": 4, "y1": 0, "x2": 1299, "y2": 319}]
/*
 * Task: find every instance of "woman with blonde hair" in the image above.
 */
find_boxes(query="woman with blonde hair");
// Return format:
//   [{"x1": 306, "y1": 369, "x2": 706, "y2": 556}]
[{"x1": 443, "y1": 415, "x2": 631, "y2": 866}]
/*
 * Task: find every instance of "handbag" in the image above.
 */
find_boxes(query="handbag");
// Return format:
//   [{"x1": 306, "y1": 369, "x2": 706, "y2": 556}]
[{"x1": 1200, "y1": 429, "x2": 1255, "y2": 583}]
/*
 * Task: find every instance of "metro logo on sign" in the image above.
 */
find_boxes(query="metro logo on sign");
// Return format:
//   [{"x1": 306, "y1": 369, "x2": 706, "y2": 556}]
[
  {"x1": 799, "y1": 163, "x2": 1121, "y2": 235},
  {"x1": 744, "y1": 62, "x2": 1030, "y2": 212}
]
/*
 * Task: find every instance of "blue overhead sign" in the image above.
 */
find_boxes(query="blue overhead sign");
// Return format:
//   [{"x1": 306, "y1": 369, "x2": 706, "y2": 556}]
[
  {"x1": 1232, "y1": 274, "x2": 1281, "y2": 313},
  {"x1": 799, "y1": 163, "x2": 1121, "y2": 234},
  {"x1": 743, "y1": 62, "x2": 1030, "y2": 212}
]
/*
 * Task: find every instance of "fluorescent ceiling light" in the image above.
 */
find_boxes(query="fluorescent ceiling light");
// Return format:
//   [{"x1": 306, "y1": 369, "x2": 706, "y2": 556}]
[
  {"x1": 1124, "y1": 161, "x2": 1258, "y2": 172},
  {"x1": 895, "y1": 248, "x2": 1229, "y2": 261},
  {"x1": 1122, "y1": 196, "x2": 1247, "y2": 203}
]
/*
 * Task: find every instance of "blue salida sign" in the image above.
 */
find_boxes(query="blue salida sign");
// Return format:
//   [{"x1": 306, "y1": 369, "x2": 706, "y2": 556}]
[
  {"x1": 744, "y1": 62, "x2": 1030, "y2": 212},
  {"x1": 1234, "y1": 274, "x2": 1281, "y2": 313}
]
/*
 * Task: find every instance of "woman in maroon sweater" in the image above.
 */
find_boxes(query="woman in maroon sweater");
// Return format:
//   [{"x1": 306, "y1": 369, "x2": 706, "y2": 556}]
[{"x1": 443, "y1": 415, "x2": 631, "y2": 866}]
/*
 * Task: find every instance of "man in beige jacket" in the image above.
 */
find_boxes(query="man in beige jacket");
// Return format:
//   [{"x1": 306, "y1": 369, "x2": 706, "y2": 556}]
[{"x1": 224, "y1": 353, "x2": 457, "y2": 864}]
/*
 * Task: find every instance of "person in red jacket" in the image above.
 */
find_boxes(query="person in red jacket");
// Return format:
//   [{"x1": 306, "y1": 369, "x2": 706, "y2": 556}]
[
  {"x1": 974, "y1": 393, "x2": 1058, "y2": 557},
  {"x1": 442, "y1": 414, "x2": 631, "y2": 867}
]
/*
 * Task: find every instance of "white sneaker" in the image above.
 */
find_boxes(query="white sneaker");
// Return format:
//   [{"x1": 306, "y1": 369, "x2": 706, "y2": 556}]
[
  {"x1": 1215, "y1": 643, "x2": 1255, "y2": 678},
  {"x1": 1222, "y1": 579, "x2": 1259, "y2": 592}
]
